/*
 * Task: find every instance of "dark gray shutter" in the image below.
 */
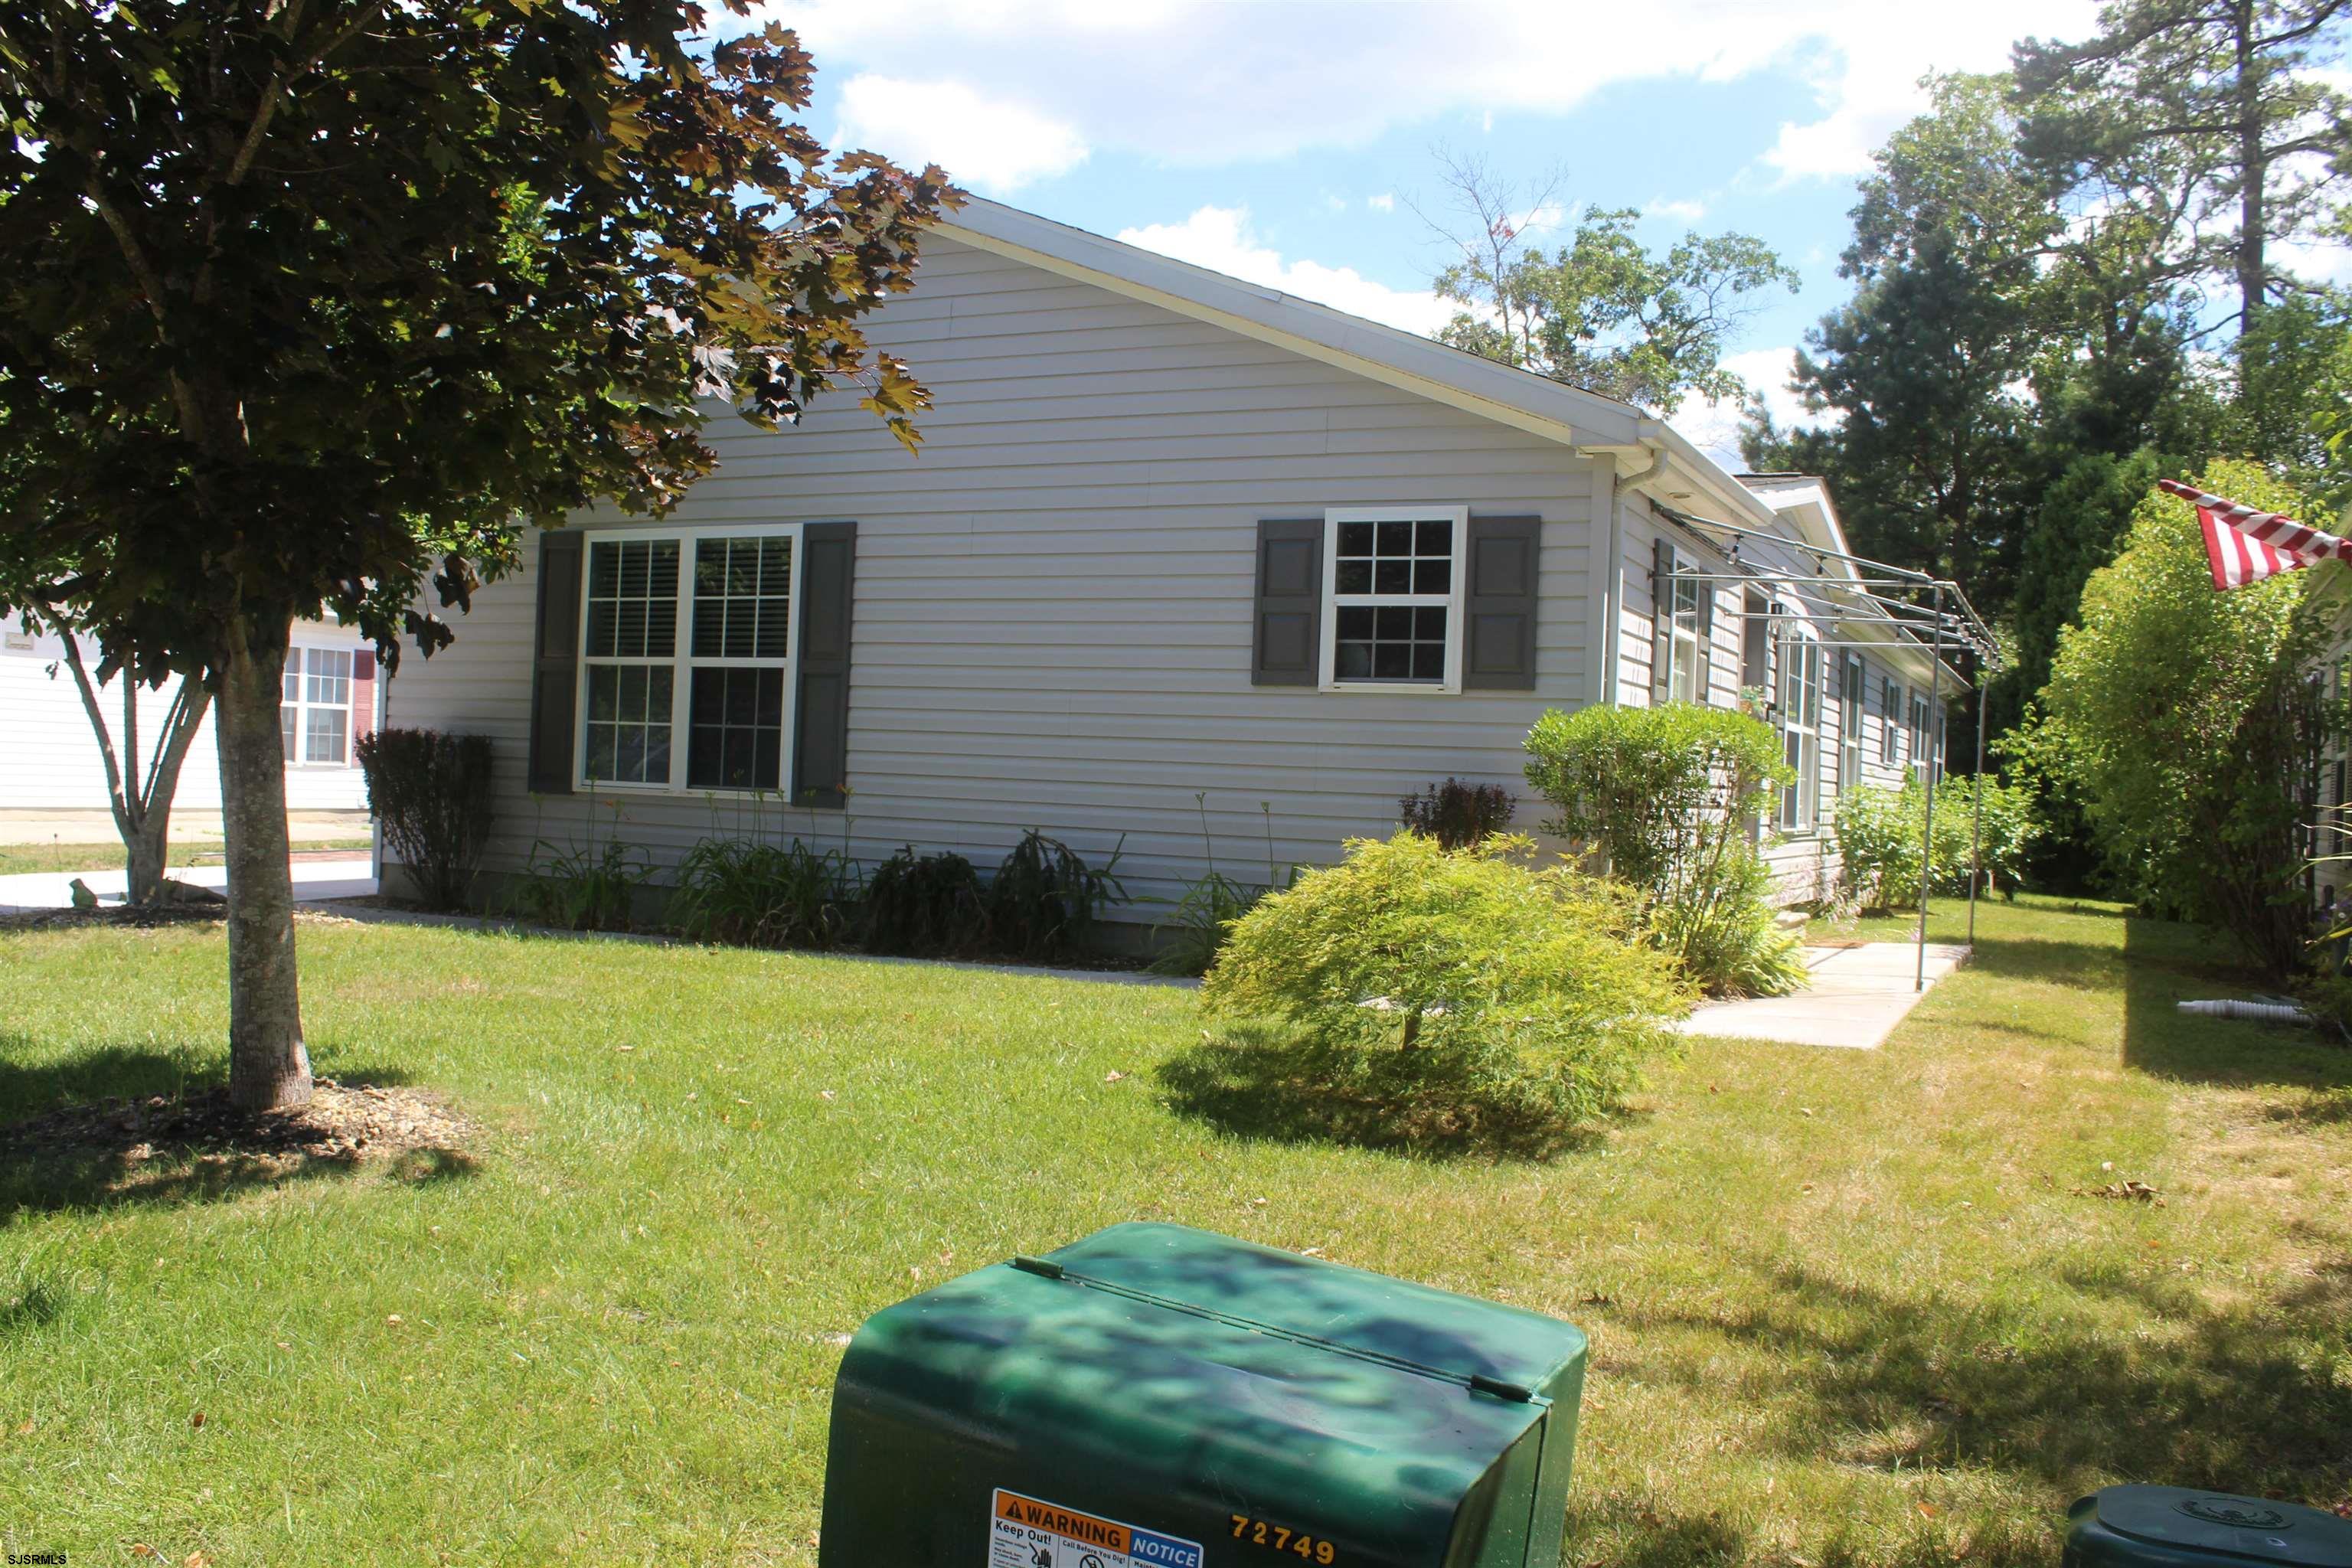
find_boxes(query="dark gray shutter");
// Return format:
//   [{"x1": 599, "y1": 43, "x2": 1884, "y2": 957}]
[
  {"x1": 526, "y1": 528, "x2": 584, "y2": 794},
  {"x1": 793, "y1": 521, "x2": 856, "y2": 808},
  {"x1": 1252, "y1": 518, "x2": 1322, "y2": 686},
  {"x1": 1649, "y1": 537, "x2": 1674, "y2": 705},
  {"x1": 1463, "y1": 514, "x2": 1539, "y2": 691}
]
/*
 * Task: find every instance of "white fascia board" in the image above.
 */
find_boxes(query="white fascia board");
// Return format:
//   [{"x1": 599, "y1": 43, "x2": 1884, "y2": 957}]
[{"x1": 938, "y1": 201, "x2": 1647, "y2": 452}]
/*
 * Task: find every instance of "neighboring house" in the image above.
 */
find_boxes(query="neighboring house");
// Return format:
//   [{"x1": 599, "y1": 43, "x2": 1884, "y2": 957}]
[
  {"x1": 0, "y1": 613, "x2": 381, "y2": 812},
  {"x1": 381, "y1": 198, "x2": 1965, "y2": 923}
]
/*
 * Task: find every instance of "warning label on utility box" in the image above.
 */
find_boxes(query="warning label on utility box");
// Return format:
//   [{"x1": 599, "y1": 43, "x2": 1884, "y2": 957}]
[{"x1": 989, "y1": 1488, "x2": 1204, "y2": 1568}]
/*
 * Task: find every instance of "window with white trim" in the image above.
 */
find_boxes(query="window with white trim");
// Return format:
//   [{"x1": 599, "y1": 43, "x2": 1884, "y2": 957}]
[
  {"x1": 1910, "y1": 692, "x2": 1934, "y2": 783},
  {"x1": 1880, "y1": 678, "x2": 1902, "y2": 766},
  {"x1": 1838, "y1": 654, "x2": 1865, "y2": 797},
  {"x1": 577, "y1": 524, "x2": 800, "y2": 792},
  {"x1": 1321, "y1": 507, "x2": 1467, "y2": 691},
  {"x1": 1663, "y1": 548, "x2": 1705, "y2": 704},
  {"x1": 1777, "y1": 624, "x2": 1823, "y2": 831},
  {"x1": 280, "y1": 647, "x2": 354, "y2": 766}
]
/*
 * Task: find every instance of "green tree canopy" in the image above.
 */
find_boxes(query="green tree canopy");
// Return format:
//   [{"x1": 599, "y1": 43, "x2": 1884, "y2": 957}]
[
  {"x1": 0, "y1": 0, "x2": 955, "y2": 1106},
  {"x1": 2019, "y1": 458, "x2": 2329, "y2": 975}
]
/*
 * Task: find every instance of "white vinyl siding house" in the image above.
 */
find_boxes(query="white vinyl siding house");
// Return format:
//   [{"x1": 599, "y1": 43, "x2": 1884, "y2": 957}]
[
  {"x1": 377, "y1": 200, "x2": 1959, "y2": 922},
  {"x1": 1, "y1": 614, "x2": 379, "y2": 812}
]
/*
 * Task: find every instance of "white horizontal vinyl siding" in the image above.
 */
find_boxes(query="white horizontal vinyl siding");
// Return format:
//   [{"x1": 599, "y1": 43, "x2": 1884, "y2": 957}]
[{"x1": 384, "y1": 235, "x2": 1602, "y2": 915}]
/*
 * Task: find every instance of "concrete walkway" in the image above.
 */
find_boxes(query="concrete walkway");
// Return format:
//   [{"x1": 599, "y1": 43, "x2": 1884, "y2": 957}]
[
  {"x1": 1679, "y1": 941, "x2": 1970, "y2": 1049},
  {"x1": 0, "y1": 855, "x2": 377, "y2": 914}
]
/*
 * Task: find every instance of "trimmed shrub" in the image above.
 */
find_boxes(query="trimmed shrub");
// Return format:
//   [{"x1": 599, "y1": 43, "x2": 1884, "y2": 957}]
[
  {"x1": 671, "y1": 838, "x2": 858, "y2": 949},
  {"x1": 861, "y1": 847, "x2": 989, "y2": 957},
  {"x1": 1397, "y1": 778, "x2": 1515, "y2": 850},
  {"x1": 1834, "y1": 777, "x2": 2040, "y2": 913},
  {"x1": 1200, "y1": 832, "x2": 1687, "y2": 1132},
  {"x1": 1523, "y1": 701, "x2": 1802, "y2": 996},
  {"x1": 354, "y1": 727, "x2": 495, "y2": 912}
]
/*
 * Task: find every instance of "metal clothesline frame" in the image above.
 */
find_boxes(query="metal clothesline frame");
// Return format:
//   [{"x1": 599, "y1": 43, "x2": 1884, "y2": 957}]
[{"x1": 1651, "y1": 503, "x2": 2006, "y2": 992}]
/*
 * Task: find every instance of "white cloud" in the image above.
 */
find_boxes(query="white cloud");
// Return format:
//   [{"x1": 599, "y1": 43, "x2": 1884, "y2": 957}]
[
  {"x1": 763, "y1": 1, "x2": 2104, "y2": 185},
  {"x1": 2275, "y1": 229, "x2": 2352, "y2": 286},
  {"x1": 1116, "y1": 206, "x2": 1455, "y2": 336},
  {"x1": 1648, "y1": 197, "x2": 1709, "y2": 224},
  {"x1": 1668, "y1": 346, "x2": 1819, "y2": 469},
  {"x1": 832, "y1": 74, "x2": 1086, "y2": 192},
  {"x1": 1368, "y1": 192, "x2": 1396, "y2": 213}
]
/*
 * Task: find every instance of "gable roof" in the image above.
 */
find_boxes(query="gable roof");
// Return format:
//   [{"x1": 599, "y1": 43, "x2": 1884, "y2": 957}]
[
  {"x1": 936, "y1": 199, "x2": 1970, "y2": 691},
  {"x1": 938, "y1": 197, "x2": 1652, "y2": 452}
]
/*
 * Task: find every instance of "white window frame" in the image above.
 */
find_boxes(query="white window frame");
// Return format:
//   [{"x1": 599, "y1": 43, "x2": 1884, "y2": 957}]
[
  {"x1": 1911, "y1": 691, "x2": 1936, "y2": 784},
  {"x1": 281, "y1": 645, "x2": 356, "y2": 769},
  {"x1": 1838, "y1": 653, "x2": 1866, "y2": 798},
  {"x1": 1664, "y1": 546, "x2": 1705, "y2": 705},
  {"x1": 1881, "y1": 677, "x2": 1903, "y2": 766},
  {"x1": 572, "y1": 521, "x2": 804, "y2": 796},
  {"x1": 1777, "y1": 621, "x2": 1823, "y2": 833},
  {"x1": 1318, "y1": 505, "x2": 1469, "y2": 695}
]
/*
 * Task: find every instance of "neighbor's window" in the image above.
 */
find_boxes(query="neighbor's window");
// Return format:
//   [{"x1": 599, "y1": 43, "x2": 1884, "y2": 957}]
[
  {"x1": 279, "y1": 647, "x2": 354, "y2": 766},
  {"x1": 1322, "y1": 506, "x2": 1468, "y2": 692},
  {"x1": 1777, "y1": 625, "x2": 1823, "y2": 831},
  {"x1": 578, "y1": 526, "x2": 799, "y2": 792},
  {"x1": 1880, "y1": 677, "x2": 1902, "y2": 766}
]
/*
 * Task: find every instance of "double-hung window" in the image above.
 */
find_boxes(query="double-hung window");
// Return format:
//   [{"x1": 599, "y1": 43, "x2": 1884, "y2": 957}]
[
  {"x1": 1321, "y1": 506, "x2": 1467, "y2": 692},
  {"x1": 1838, "y1": 655, "x2": 1865, "y2": 797},
  {"x1": 280, "y1": 647, "x2": 354, "y2": 766},
  {"x1": 1662, "y1": 548, "x2": 1706, "y2": 704},
  {"x1": 1880, "y1": 678, "x2": 1902, "y2": 766},
  {"x1": 1910, "y1": 692, "x2": 1934, "y2": 784},
  {"x1": 1777, "y1": 624, "x2": 1823, "y2": 831},
  {"x1": 577, "y1": 525, "x2": 800, "y2": 792}
]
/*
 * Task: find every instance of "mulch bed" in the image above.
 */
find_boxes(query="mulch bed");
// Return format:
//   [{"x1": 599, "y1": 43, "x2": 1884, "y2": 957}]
[{"x1": 0, "y1": 1080, "x2": 474, "y2": 1178}]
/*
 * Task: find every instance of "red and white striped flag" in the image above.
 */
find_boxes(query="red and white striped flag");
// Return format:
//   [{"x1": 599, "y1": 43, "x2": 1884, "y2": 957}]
[{"x1": 2159, "y1": 477, "x2": 2349, "y2": 590}]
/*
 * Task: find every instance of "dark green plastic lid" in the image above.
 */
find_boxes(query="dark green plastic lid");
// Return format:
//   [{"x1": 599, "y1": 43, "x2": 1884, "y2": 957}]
[{"x1": 2069, "y1": 1486, "x2": 2352, "y2": 1567}]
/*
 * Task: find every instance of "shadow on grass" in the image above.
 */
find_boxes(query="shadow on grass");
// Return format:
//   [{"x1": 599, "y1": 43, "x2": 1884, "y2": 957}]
[
  {"x1": 0, "y1": 1038, "x2": 465, "y2": 1219},
  {"x1": 1155, "y1": 1026, "x2": 1609, "y2": 1161},
  {"x1": 1560, "y1": 1491, "x2": 2058, "y2": 1568},
  {"x1": 2118, "y1": 919, "x2": 2352, "y2": 1091},
  {"x1": 1623, "y1": 1254, "x2": 2352, "y2": 1501},
  {"x1": 1961, "y1": 937, "x2": 2123, "y2": 992}
]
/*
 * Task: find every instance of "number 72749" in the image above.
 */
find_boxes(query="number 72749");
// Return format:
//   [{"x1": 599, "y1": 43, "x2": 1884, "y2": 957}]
[{"x1": 1228, "y1": 1514, "x2": 1336, "y2": 1564}]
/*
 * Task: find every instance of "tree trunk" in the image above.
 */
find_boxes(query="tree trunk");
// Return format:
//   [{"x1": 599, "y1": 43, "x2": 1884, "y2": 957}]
[
  {"x1": 124, "y1": 813, "x2": 169, "y2": 906},
  {"x1": 218, "y1": 612, "x2": 312, "y2": 1110},
  {"x1": 2234, "y1": 0, "x2": 2266, "y2": 335}
]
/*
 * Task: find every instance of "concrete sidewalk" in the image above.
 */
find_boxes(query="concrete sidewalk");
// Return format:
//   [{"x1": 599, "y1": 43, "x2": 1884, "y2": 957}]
[
  {"x1": 1679, "y1": 941, "x2": 1970, "y2": 1049},
  {"x1": 0, "y1": 856, "x2": 377, "y2": 913}
]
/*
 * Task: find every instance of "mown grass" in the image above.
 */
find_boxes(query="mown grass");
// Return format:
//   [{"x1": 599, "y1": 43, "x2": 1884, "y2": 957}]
[
  {"x1": 0, "y1": 896, "x2": 2347, "y2": 1566},
  {"x1": 0, "y1": 839, "x2": 375, "y2": 877}
]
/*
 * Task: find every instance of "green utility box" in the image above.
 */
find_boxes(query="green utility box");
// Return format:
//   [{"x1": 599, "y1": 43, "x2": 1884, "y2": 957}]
[
  {"x1": 2063, "y1": 1487, "x2": 2352, "y2": 1568},
  {"x1": 820, "y1": 1222, "x2": 1589, "y2": 1568}
]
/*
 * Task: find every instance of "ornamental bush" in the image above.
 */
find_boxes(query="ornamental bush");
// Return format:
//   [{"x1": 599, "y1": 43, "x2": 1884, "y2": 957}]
[
  {"x1": 1522, "y1": 701, "x2": 1802, "y2": 996},
  {"x1": 1835, "y1": 777, "x2": 2040, "y2": 913},
  {"x1": 1199, "y1": 832, "x2": 1687, "y2": 1132},
  {"x1": 2018, "y1": 458, "x2": 2328, "y2": 978},
  {"x1": 354, "y1": 727, "x2": 495, "y2": 912}
]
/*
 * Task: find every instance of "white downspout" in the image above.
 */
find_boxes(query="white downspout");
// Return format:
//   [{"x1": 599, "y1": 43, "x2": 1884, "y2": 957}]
[{"x1": 1597, "y1": 440, "x2": 1667, "y2": 708}]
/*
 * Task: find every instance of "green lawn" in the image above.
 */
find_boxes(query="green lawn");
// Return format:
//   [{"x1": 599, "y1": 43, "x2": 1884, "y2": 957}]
[
  {"x1": 0, "y1": 839, "x2": 375, "y2": 877},
  {"x1": 1, "y1": 897, "x2": 2347, "y2": 1566}
]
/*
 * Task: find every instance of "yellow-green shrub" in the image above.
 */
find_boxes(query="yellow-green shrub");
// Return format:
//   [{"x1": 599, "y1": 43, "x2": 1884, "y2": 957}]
[{"x1": 1200, "y1": 832, "x2": 1687, "y2": 1129}]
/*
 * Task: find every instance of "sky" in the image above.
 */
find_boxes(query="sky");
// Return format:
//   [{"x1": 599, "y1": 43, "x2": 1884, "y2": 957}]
[{"x1": 751, "y1": 0, "x2": 2112, "y2": 466}]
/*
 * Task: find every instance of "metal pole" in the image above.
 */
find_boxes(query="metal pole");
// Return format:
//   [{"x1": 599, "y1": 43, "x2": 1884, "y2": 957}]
[
  {"x1": 1915, "y1": 583, "x2": 1945, "y2": 993},
  {"x1": 1968, "y1": 680, "x2": 1988, "y2": 949}
]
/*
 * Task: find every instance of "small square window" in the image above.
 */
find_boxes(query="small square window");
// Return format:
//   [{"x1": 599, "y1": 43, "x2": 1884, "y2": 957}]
[{"x1": 1323, "y1": 507, "x2": 1465, "y2": 689}]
